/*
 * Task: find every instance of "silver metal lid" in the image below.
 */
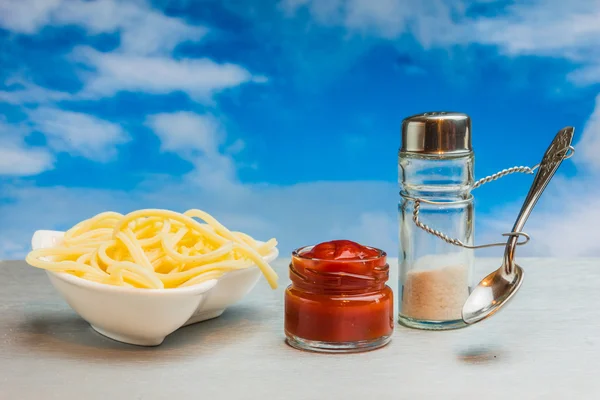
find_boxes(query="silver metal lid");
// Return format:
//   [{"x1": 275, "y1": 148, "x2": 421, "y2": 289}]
[{"x1": 401, "y1": 112, "x2": 472, "y2": 155}]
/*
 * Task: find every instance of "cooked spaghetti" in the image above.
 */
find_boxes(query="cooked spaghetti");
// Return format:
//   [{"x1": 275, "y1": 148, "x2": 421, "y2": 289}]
[{"x1": 26, "y1": 209, "x2": 279, "y2": 290}]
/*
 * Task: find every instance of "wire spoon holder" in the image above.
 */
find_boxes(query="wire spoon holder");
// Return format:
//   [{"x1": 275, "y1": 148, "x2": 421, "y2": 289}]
[{"x1": 404, "y1": 135, "x2": 575, "y2": 251}]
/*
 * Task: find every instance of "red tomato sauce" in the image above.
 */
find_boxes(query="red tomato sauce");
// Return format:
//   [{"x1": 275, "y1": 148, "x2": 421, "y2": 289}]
[{"x1": 285, "y1": 240, "x2": 394, "y2": 347}]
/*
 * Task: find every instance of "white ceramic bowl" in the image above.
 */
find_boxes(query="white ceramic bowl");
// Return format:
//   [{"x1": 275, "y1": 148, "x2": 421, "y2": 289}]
[{"x1": 30, "y1": 230, "x2": 279, "y2": 346}]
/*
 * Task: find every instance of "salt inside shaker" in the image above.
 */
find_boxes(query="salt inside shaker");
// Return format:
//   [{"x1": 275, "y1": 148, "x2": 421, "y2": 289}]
[{"x1": 398, "y1": 112, "x2": 474, "y2": 330}]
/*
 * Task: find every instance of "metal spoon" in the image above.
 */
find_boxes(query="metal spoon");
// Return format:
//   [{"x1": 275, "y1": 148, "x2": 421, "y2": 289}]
[{"x1": 462, "y1": 126, "x2": 575, "y2": 325}]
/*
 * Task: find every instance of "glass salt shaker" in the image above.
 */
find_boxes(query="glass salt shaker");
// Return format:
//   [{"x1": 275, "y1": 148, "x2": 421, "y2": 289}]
[{"x1": 398, "y1": 112, "x2": 474, "y2": 330}]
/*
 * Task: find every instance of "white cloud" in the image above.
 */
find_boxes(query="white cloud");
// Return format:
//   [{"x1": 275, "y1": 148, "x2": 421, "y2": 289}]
[
  {"x1": 0, "y1": 0, "x2": 205, "y2": 56},
  {"x1": 72, "y1": 47, "x2": 259, "y2": 101},
  {"x1": 116, "y1": 8, "x2": 206, "y2": 56},
  {"x1": 146, "y1": 112, "x2": 222, "y2": 155},
  {"x1": 281, "y1": 0, "x2": 464, "y2": 45},
  {"x1": 0, "y1": 0, "x2": 259, "y2": 101},
  {"x1": 0, "y1": 120, "x2": 55, "y2": 176},
  {"x1": 283, "y1": 0, "x2": 600, "y2": 84},
  {"x1": 0, "y1": 1, "x2": 261, "y2": 181},
  {"x1": 0, "y1": 0, "x2": 259, "y2": 178},
  {"x1": 0, "y1": 144, "x2": 54, "y2": 176},
  {"x1": 465, "y1": 1, "x2": 600, "y2": 86},
  {"x1": 0, "y1": 107, "x2": 128, "y2": 175},
  {"x1": 27, "y1": 107, "x2": 129, "y2": 162},
  {"x1": 0, "y1": 146, "x2": 54, "y2": 176},
  {"x1": 469, "y1": 2, "x2": 600, "y2": 57},
  {"x1": 226, "y1": 139, "x2": 246, "y2": 155},
  {"x1": 283, "y1": 0, "x2": 600, "y2": 52},
  {"x1": 54, "y1": 0, "x2": 206, "y2": 56},
  {"x1": 0, "y1": 80, "x2": 72, "y2": 105},
  {"x1": 187, "y1": 153, "x2": 242, "y2": 194},
  {"x1": 575, "y1": 94, "x2": 600, "y2": 171},
  {"x1": 343, "y1": 0, "x2": 440, "y2": 41},
  {"x1": 0, "y1": 0, "x2": 61, "y2": 34},
  {"x1": 568, "y1": 66, "x2": 600, "y2": 86},
  {"x1": 1, "y1": 1, "x2": 264, "y2": 103},
  {"x1": 145, "y1": 111, "x2": 242, "y2": 194}
]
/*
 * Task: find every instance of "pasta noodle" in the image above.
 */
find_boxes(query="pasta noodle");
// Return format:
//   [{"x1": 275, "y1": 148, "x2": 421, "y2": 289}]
[{"x1": 26, "y1": 209, "x2": 279, "y2": 290}]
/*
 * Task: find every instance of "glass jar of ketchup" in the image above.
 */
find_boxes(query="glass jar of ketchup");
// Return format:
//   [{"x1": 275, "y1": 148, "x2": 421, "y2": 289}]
[{"x1": 284, "y1": 240, "x2": 393, "y2": 353}]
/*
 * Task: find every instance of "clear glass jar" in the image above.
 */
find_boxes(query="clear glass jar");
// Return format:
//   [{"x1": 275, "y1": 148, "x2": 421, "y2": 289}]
[
  {"x1": 397, "y1": 112, "x2": 475, "y2": 330},
  {"x1": 284, "y1": 241, "x2": 394, "y2": 353}
]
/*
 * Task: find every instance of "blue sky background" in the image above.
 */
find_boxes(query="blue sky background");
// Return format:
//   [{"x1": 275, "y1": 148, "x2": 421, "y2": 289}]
[{"x1": 0, "y1": 0, "x2": 599, "y2": 260}]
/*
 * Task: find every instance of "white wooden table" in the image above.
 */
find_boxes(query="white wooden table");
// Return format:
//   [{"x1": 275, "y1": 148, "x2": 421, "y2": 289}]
[{"x1": 1, "y1": 258, "x2": 598, "y2": 399}]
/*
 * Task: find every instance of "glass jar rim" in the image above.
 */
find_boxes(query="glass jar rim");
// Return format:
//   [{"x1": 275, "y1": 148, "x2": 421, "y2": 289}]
[
  {"x1": 289, "y1": 244, "x2": 389, "y2": 292},
  {"x1": 291, "y1": 244, "x2": 387, "y2": 263}
]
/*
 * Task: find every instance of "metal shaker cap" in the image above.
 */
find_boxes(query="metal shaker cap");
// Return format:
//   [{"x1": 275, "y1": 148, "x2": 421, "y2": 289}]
[{"x1": 401, "y1": 112, "x2": 472, "y2": 155}]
